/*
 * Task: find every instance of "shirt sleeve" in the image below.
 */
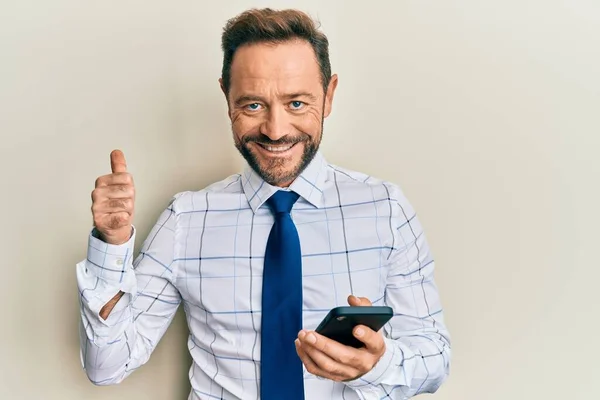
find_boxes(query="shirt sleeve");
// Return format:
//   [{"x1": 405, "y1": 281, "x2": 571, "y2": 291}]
[
  {"x1": 77, "y1": 200, "x2": 182, "y2": 385},
  {"x1": 344, "y1": 185, "x2": 451, "y2": 399}
]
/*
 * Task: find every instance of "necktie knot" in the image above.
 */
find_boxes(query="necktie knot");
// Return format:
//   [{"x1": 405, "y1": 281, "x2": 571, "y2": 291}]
[{"x1": 267, "y1": 190, "x2": 299, "y2": 215}]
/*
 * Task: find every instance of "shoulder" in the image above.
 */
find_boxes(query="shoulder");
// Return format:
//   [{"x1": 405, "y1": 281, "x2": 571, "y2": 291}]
[
  {"x1": 325, "y1": 162, "x2": 416, "y2": 223},
  {"x1": 168, "y1": 173, "x2": 244, "y2": 214},
  {"x1": 325, "y1": 163, "x2": 409, "y2": 203}
]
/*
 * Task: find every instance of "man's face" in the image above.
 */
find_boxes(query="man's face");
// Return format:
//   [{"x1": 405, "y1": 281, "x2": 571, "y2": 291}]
[{"x1": 222, "y1": 40, "x2": 338, "y2": 187}]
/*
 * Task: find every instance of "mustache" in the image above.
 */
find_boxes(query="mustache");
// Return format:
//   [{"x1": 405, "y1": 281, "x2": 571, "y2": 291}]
[{"x1": 242, "y1": 133, "x2": 310, "y2": 146}]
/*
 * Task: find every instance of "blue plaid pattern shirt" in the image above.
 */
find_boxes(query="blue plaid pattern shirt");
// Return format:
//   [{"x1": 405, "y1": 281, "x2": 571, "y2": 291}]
[{"x1": 77, "y1": 152, "x2": 451, "y2": 399}]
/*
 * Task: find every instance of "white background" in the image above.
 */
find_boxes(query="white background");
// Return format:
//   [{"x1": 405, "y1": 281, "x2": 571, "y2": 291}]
[{"x1": 1, "y1": 1, "x2": 598, "y2": 399}]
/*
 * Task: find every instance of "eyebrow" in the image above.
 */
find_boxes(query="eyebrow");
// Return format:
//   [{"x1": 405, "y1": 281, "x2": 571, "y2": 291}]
[
  {"x1": 282, "y1": 92, "x2": 318, "y2": 102},
  {"x1": 233, "y1": 92, "x2": 318, "y2": 106},
  {"x1": 234, "y1": 95, "x2": 266, "y2": 107}
]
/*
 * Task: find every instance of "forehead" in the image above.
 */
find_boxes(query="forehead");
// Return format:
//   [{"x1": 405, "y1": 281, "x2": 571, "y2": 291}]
[{"x1": 229, "y1": 40, "x2": 322, "y2": 94}]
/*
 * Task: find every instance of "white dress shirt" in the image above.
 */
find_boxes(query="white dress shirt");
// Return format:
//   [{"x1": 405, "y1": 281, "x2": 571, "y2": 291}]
[{"x1": 77, "y1": 152, "x2": 451, "y2": 399}]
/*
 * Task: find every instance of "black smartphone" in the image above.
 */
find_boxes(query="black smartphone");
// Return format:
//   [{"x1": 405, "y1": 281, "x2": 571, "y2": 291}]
[{"x1": 314, "y1": 306, "x2": 393, "y2": 348}]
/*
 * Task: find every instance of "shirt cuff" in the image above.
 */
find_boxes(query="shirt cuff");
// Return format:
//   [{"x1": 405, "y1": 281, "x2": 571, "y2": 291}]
[
  {"x1": 343, "y1": 336, "x2": 402, "y2": 392},
  {"x1": 77, "y1": 227, "x2": 138, "y2": 328},
  {"x1": 85, "y1": 227, "x2": 135, "y2": 285}
]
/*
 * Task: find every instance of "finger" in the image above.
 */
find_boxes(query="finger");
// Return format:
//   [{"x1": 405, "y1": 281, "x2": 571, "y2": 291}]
[
  {"x1": 298, "y1": 341, "x2": 360, "y2": 380},
  {"x1": 298, "y1": 331, "x2": 361, "y2": 378},
  {"x1": 110, "y1": 149, "x2": 128, "y2": 174},
  {"x1": 353, "y1": 324, "x2": 385, "y2": 355},
  {"x1": 295, "y1": 340, "x2": 338, "y2": 381},
  {"x1": 299, "y1": 330, "x2": 352, "y2": 362},
  {"x1": 347, "y1": 295, "x2": 372, "y2": 307},
  {"x1": 295, "y1": 340, "x2": 317, "y2": 372},
  {"x1": 299, "y1": 330, "x2": 366, "y2": 369},
  {"x1": 99, "y1": 212, "x2": 131, "y2": 230},
  {"x1": 104, "y1": 184, "x2": 135, "y2": 198},
  {"x1": 95, "y1": 172, "x2": 133, "y2": 188},
  {"x1": 92, "y1": 185, "x2": 135, "y2": 201},
  {"x1": 93, "y1": 198, "x2": 134, "y2": 215}
]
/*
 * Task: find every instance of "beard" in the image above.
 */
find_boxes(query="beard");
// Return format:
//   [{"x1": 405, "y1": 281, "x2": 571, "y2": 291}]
[{"x1": 235, "y1": 128, "x2": 322, "y2": 187}]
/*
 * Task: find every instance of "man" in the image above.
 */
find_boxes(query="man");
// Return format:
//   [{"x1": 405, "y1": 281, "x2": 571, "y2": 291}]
[{"x1": 78, "y1": 8, "x2": 451, "y2": 400}]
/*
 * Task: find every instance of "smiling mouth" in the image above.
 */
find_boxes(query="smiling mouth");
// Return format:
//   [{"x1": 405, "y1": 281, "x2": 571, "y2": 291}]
[{"x1": 255, "y1": 142, "x2": 297, "y2": 153}]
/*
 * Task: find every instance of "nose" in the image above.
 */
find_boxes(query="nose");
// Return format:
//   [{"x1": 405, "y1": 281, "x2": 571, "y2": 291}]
[{"x1": 260, "y1": 104, "x2": 290, "y2": 141}]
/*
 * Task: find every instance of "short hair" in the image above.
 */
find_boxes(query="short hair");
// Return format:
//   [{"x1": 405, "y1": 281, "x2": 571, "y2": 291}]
[{"x1": 220, "y1": 8, "x2": 332, "y2": 95}]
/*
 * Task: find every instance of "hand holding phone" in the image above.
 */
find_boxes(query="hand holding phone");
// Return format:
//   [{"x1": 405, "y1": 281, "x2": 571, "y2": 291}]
[
  {"x1": 295, "y1": 296, "x2": 391, "y2": 382},
  {"x1": 315, "y1": 305, "x2": 393, "y2": 348}
]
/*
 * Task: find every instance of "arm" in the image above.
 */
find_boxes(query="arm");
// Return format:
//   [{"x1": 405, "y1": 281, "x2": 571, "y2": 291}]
[
  {"x1": 77, "y1": 203, "x2": 181, "y2": 385},
  {"x1": 295, "y1": 185, "x2": 451, "y2": 398},
  {"x1": 343, "y1": 186, "x2": 451, "y2": 398}
]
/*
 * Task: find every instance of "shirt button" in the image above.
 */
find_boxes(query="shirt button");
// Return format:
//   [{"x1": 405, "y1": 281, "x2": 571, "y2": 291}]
[{"x1": 116, "y1": 258, "x2": 124, "y2": 266}]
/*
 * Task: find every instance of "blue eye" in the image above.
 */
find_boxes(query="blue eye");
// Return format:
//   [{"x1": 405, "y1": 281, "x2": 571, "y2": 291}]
[
  {"x1": 290, "y1": 101, "x2": 304, "y2": 110},
  {"x1": 246, "y1": 103, "x2": 262, "y2": 111}
]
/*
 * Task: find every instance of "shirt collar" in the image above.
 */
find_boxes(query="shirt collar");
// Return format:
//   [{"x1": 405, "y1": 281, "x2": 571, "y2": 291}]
[{"x1": 241, "y1": 151, "x2": 328, "y2": 213}]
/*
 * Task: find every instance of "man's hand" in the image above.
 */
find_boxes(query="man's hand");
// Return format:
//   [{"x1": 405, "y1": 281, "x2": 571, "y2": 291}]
[
  {"x1": 91, "y1": 149, "x2": 135, "y2": 245},
  {"x1": 295, "y1": 295, "x2": 386, "y2": 382}
]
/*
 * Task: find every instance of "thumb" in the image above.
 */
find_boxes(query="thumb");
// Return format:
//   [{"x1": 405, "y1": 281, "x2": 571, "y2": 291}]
[
  {"x1": 353, "y1": 324, "x2": 385, "y2": 355},
  {"x1": 110, "y1": 149, "x2": 128, "y2": 173},
  {"x1": 347, "y1": 295, "x2": 372, "y2": 307}
]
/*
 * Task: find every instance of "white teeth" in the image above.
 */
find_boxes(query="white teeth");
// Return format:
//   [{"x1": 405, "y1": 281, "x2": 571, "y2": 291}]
[{"x1": 265, "y1": 144, "x2": 293, "y2": 152}]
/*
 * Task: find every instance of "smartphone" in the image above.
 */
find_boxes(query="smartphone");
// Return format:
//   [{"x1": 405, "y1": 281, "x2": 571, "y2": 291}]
[{"x1": 314, "y1": 306, "x2": 393, "y2": 348}]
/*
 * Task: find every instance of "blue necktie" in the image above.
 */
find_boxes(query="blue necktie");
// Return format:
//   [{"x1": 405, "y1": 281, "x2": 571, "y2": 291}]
[{"x1": 260, "y1": 190, "x2": 305, "y2": 400}]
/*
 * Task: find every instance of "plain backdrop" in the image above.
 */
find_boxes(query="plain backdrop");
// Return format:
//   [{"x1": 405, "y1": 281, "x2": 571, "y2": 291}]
[{"x1": 1, "y1": 1, "x2": 598, "y2": 399}]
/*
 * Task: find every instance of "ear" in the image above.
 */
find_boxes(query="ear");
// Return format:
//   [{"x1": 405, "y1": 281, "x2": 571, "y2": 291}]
[
  {"x1": 323, "y1": 74, "x2": 339, "y2": 118},
  {"x1": 219, "y1": 78, "x2": 231, "y2": 116}
]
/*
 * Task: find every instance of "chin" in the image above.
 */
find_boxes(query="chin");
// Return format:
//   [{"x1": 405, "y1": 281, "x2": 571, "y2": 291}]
[
  {"x1": 237, "y1": 140, "x2": 318, "y2": 186},
  {"x1": 256, "y1": 161, "x2": 300, "y2": 186}
]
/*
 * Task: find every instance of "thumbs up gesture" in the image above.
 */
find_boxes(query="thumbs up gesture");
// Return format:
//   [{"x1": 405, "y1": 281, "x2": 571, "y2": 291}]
[{"x1": 91, "y1": 150, "x2": 135, "y2": 245}]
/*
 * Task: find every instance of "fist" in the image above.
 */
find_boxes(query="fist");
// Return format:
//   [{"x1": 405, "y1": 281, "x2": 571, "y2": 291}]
[{"x1": 91, "y1": 150, "x2": 135, "y2": 245}]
